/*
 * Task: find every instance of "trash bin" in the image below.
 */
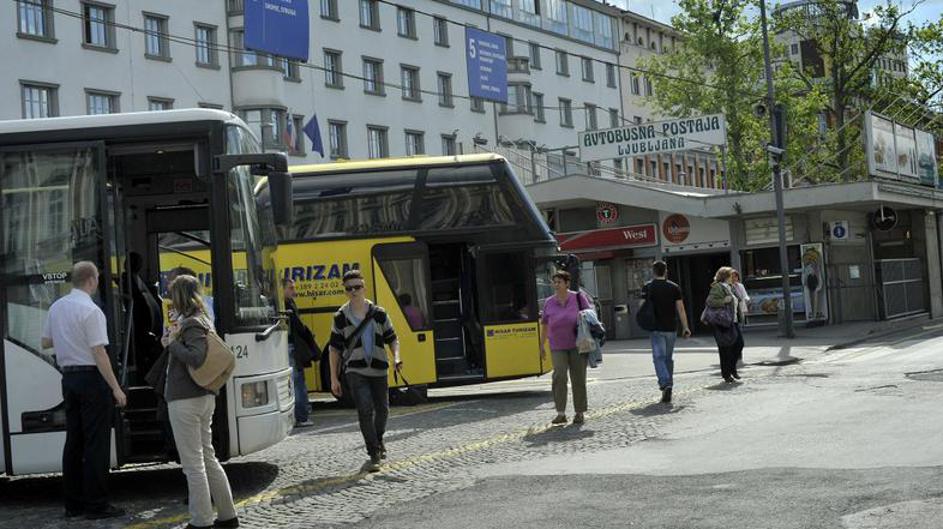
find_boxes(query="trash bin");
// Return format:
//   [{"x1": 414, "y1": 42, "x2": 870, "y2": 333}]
[{"x1": 613, "y1": 304, "x2": 631, "y2": 340}]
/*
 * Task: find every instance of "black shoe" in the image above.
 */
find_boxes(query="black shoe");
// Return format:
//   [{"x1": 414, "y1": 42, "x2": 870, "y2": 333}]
[
  {"x1": 731, "y1": 372, "x2": 741, "y2": 380},
  {"x1": 85, "y1": 504, "x2": 126, "y2": 520},
  {"x1": 214, "y1": 517, "x2": 240, "y2": 528},
  {"x1": 378, "y1": 441, "x2": 387, "y2": 460},
  {"x1": 367, "y1": 453, "x2": 382, "y2": 473},
  {"x1": 661, "y1": 387, "x2": 672, "y2": 403},
  {"x1": 723, "y1": 375, "x2": 734, "y2": 383}
]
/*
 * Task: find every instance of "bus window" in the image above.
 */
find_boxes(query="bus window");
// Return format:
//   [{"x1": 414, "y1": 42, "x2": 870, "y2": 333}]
[
  {"x1": 416, "y1": 185, "x2": 515, "y2": 230},
  {"x1": 226, "y1": 125, "x2": 277, "y2": 326},
  {"x1": 1, "y1": 147, "x2": 102, "y2": 357},
  {"x1": 478, "y1": 252, "x2": 536, "y2": 322},
  {"x1": 376, "y1": 256, "x2": 431, "y2": 331}
]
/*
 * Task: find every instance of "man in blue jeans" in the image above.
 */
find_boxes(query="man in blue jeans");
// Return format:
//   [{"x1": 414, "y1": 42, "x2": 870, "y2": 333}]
[{"x1": 642, "y1": 261, "x2": 691, "y2": 404}]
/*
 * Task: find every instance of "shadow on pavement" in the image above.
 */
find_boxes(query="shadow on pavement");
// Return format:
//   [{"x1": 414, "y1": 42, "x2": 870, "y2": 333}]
[
  {"x1": 522, "y1": 424, "x2": 596, "y2": 447},
  {"x1": 629, "y1": 402, "x2": 686, "y2": 417}
]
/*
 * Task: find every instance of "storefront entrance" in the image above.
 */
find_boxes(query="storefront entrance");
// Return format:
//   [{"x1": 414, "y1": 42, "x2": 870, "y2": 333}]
[{"x1": 667, "y1": 252, "x2": 731, "y2": 334}]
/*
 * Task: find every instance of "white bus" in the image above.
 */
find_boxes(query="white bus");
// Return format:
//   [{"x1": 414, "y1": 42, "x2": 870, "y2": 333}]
[{"x1": 0, "y1": 109, "x2": 295, "y2": 475}]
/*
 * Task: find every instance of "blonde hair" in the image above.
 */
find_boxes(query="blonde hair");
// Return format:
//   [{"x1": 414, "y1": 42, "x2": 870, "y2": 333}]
[
  {"x1": 169, "y1": 274, "x2": 208, "y2": 319},
  {"x1": 72, "y1": 261, "x2": 98, "y2": 287},
  {"x1": 714, "y1": 266, "x2": 735, "y2": 283}
]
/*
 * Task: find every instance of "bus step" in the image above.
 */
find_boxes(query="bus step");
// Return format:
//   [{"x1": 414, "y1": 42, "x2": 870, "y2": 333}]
[
  {"x1": 435, "y1": 359, "x2": 477, "y2": 378},
  {"x1": 434, "y1": 338, "x2": 465, "y2": 360}
]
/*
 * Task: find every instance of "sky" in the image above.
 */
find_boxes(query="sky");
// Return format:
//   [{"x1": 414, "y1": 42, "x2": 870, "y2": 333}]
[{"x1": 617, "y1": 0, "x2": 942, "y2": 28}]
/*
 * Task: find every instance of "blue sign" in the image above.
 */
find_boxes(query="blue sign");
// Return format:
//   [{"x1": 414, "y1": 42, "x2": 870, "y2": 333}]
[
  {"x1": 245, "y1": 0, "x2": 310, "y2": 62},
  {"x1": 465, "y1": 27, "x2": 507, "y2": 103},
  {"x1": 832, "y1": 224, "x2": 847, "y2": 239}
]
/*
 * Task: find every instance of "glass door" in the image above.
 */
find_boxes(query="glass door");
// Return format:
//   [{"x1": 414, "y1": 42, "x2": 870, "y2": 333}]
[{"x1": 0, "y1": 142, "x2": 111, "y2": 475}]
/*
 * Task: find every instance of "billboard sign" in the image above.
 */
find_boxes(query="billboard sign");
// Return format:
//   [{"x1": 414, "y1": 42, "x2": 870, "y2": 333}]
[
  {"x1": 244, "y1": 0, "x2": 310, "y2": 62},
  {"x1": 915, "y1": 129, "x2": 939, "y2": 187},
  {"x1": 465, "y1": 27, "x2": 507, "y2": 103},
  {"x1": 895, "y1": 124, "x2": 917, "y2": 181},
  {"x1": 866, "y1": 111, "x2": 940, "y2": 187},
  {"x1": 578, "y1": 114, "x2": 726, "y2": 162}
]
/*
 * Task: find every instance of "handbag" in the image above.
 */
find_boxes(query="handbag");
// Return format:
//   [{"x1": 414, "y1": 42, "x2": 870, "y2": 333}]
[
  {"x1": 635, "y1": 283, "x2": 657, "y2": 332},
  {"x1": 701, "y1": 284, "x2": 734, "y2": 328},
  {"x1": 188, "y1": 329, "x2": 236, "y2": 392}
]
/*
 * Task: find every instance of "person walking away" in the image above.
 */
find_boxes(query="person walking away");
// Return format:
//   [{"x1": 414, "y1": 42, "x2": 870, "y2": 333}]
[
  {"x1": 642, "y1": 261, "x2": 692, "y2": 404},
  {"x1": 731, "y1": 270, "x2": 750, "y2": 367},
  {"x1": 706, "y1": 267, "x2": 745, "y2": 383},
  {"x1": 329, "y1": 270, "x2": 402, "y2": 472},
  {"x1": 41, "y1": 261, "x2": 127, "y2": 520},
  {"x1": 539, "y1": 271, "x2": 592, "y2": 425},
  {"x1": 161, "y1": 275, "x2": 238, "y2": 529},
  {"x1": 283, "y1": 278, "x2": 318, "y2": 427}
]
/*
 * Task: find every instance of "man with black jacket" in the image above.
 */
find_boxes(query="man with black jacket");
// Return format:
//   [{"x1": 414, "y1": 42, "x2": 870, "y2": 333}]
[{"x1": 283, "y1": 278, "x2": 319, "y2": 427}]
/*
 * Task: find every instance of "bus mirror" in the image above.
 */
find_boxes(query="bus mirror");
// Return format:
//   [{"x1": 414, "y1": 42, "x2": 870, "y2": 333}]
[{"x1": 268, "y1": 171, "x2": 293, "y2": 228}]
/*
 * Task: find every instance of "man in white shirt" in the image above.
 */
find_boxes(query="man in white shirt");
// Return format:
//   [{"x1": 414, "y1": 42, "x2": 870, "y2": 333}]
[{"x1": 42, "y1": 261, "x2": 126, "y2": 520}]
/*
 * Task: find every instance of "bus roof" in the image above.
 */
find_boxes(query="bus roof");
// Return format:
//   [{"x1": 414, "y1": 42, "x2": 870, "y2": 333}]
[
  {"x1": 0, "y1": 109, "x2": 241, "y2": 136},
  {"x1": 289, "y1": 153, "x2": 506, "y2": 175}
]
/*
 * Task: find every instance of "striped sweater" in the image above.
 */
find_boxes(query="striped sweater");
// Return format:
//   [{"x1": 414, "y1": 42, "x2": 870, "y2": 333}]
[{"x1": 329, "y1": 300, "x2": 398, "y2": 378}]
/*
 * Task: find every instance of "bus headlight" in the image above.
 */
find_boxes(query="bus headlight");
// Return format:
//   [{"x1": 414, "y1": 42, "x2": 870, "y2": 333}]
[{"x1": 241, "y1": 381, "x2": 270, "y2": 408}]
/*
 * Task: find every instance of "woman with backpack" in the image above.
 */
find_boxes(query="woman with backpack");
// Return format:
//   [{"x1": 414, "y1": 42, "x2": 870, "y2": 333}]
[
  {"x1": 539, "y1": 271, "x2": 593, "y2": 425},
  {"x1": 706, "y1": 266, "x2": 745, "y2": 383},
  {"x1": 161, "y1": 275, "x2": 238, "y2": 529}
]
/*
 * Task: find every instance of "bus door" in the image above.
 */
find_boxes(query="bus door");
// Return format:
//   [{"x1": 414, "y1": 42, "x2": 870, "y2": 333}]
[
  {"x1": 372, "y1": 242, "x2": 436, "y2": 387},
  {"x1": 0, "y1": 142, "x2": 118, "y2": 475},
  {"x1": 477, "y1": 249, "x2": 543, "y2": 379}
]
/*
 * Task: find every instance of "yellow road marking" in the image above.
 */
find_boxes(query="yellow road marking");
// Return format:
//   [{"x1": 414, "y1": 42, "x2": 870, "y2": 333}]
[{"x1": 126, "y1": 387, "x2": 703, "y2": 529}]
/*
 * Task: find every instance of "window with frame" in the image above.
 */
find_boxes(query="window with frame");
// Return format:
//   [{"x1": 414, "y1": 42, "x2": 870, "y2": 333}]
[
  {"x1": 570, "y1": 4, "x2": 593, "y2": 43},
  {"x1": 367, "y1": 126, "x2": 389, "y2": 159},
  {"x1": 147, "y1": 97, "x2": 173, "y2": 111},
  {"x1": 630, "y1": 73, "x2": 640, "y2": 95},
  {"x1": 791, "y1": 43, "x2": 799, "y2": 55},
  {"x1": 437, "y1": 73, "x2": 453, "y2": 107},
  {"x1": 471, "y1": 97, "x2": 485, "y2": 113},
  {"x1": 289, "y1": 114, "x2": 305, "y2": 154},
  {"x1": 359, "y1": 0, "x2": 380, "y2": 30},
  {"x1": 195, "y1": 24, "x2": 218, "y2": 66},
  {"x1": 503, "y1": 34, "x2": 514, "y2": 57},
  {"x1": 144, "y1": 14, "x2": 170, "y2": 59},
  {"x1": 503, "y1": 84, "x2": 532, "y2": 114},
  {"x1": 231, "y1": 29, "x2": 274, "y2": 67},
  {"x1": 585, "y1": 104, "x2": 598, "y2": 130},
  {"x1": 21, "y1": 82, "x2": 58, "y2": 118},
  {"x1": 82, "y1": 2, "x2": 114, "y2": 48},
  {"x1": 533, "y1": 92, "x2": 545, "y2": 122},
  {"x1": 479, "y1": 252, "x2": 535, "y2": 322},
  {"x1": 434, "y1": 17, "x2": 449, "y2": 46},
  {"x1": 238, "y1": 108, "x2": 286, "y2": 149},
  {"x1": 375, "y1": 256, "x2": 431, "y2": 331},
  {"x1": 581, "y1": 57, "x2": 594, "y2": 82},
  {"x1": 490, "y1": 0, "x2": 512, "y2": 18},
  {"x1": 441, "y1": 134, "x2": 457, "y2": 155},
  {"x1": 328, "y1": 120, "x2": 348, "y2": 158},
  {"x1": 324, "y1": 50, "x2": 343, "y2": 88},
  {"x1": 559, "y1": 98, "x2": 572, "y2": 127},
  {"x1": 397, "y1": 7, "x2": 416, "y2": 38},
  {"x1": 555, "y1": 50, "x2": 568, "y2": 75},
  {"x1": 17, "y1": 0, "x2": 54, "y2": 39},
  {"x1": 606, "y1": 63, "x2": 616, "y2": 87},
  {"x1": 279, "y1": 57, "x2": 301, "y2": 80},
  {"x1": 401, "y1": 65, "x2": 421, "y2": 101},
  {"x1": 529, "y1": 42, "x2": 541, "y2": 69},
  {"x1": 405, "y1": 130, "x2": 425, "y2": 155},
  {"x1": 417, "y1": 167, "x2": 516, "y2": 231},
  {"x1": 363, "y1": 58, "x2": 384, "y2": 95},
  {"x1": 644, "y1": 77, "x2": 653, "y2": 96},
  {"x1": 86, "y1": 90, "x2": 118, "y2": 114},
  {"x1": 609, "y1": 108, "x2": 619, "y2": 128},
  {"x1": 320, "y1": 0, "x2": 338, "y2": 20},
  {"x1": 227, "y1": 0, "x2": 244, "y2": 13}
]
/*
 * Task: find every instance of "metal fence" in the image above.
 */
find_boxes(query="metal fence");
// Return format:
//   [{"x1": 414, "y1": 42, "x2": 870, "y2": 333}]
[{"x1": 875, "y1": 258, "x2": 927, "y2": 319}]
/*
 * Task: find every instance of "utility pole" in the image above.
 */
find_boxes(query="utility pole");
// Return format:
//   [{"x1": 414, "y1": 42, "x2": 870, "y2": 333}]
[{"x1": 759, "y1": 0, "x2": 794, "y2": 338}]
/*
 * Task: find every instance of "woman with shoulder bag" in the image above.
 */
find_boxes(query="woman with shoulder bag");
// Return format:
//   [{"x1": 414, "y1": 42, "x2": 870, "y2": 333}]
[
  {"x1": 161, "y1": 275, "x2": 238, "y2": 529},
  {"x1": 539, "y1": 271, "x2": 593, "y2": 425},
  {"x1": 706, "y1": 266, "x2": 745, "y2": 384}
]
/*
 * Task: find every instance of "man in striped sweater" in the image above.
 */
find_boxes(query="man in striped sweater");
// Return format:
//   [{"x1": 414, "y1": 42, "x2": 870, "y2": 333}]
[{"x1": 329, "y1": 270, "x2": 402, "y2": 472}]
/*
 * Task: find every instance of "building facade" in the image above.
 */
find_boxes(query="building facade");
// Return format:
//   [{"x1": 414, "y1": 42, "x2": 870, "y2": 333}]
[{"x1": 6, "y1": 0, "x2": 630, "y2": 167}]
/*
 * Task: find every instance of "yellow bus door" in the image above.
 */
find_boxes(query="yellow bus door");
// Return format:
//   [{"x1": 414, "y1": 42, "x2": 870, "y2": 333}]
[{"x1": 371, "y1": 242, "x2": 437, "y2": 387}]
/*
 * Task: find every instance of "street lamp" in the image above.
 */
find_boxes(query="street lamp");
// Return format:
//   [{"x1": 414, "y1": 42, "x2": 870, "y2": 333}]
[{"x1": 759, "y1": 0, "x2": 795, "y2": 338}]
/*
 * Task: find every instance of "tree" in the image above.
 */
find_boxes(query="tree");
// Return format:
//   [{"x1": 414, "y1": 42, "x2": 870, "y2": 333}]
[
  {"x1": 776, "y1": 0, "x2": 918, "y2": 180},
  {"x1": 639, "y1": 0, "x2": 826, "y2": 190}
]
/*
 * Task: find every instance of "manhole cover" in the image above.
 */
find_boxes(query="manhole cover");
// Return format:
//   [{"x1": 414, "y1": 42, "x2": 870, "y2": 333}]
[{"x1": 906, "y1": 369, "x2": 943, "y2": 382}]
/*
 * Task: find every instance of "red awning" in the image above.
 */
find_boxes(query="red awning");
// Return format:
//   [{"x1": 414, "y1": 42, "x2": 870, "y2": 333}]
[{"x1": 556, "y1": 224, "x2": 658, "y2": 253}]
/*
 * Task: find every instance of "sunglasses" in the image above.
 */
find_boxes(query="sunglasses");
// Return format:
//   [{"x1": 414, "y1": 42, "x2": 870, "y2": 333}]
[{"x1": 344, "y1": 284, "x2": 365, "y2": 292}]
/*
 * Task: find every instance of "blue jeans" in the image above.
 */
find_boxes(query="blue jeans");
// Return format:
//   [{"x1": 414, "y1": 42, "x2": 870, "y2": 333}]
[
  {"x1": 288, "y1": 354, "x2": 310, "y2": 423},
  {"x1": 651, "y1": 331, "x2": 677, "y2": 390}
]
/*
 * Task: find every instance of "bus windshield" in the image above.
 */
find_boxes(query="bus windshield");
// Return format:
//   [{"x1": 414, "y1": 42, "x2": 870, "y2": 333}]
[{"x1": 225, "y1": 124, "x2": 278, "y2": 327}]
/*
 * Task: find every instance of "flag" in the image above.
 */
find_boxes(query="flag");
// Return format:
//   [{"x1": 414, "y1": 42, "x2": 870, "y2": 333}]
[
  {"x1": 303, "y1": 114, "x2": 324, "y2": 158},
  {"x1": 282, "y1": 110, "x2": 295, "y2": 148}
]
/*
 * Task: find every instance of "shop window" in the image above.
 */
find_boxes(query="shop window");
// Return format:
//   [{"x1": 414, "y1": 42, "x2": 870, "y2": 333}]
[{"x1": 478, "y1": 252, "x2": 535, "y2": 322}]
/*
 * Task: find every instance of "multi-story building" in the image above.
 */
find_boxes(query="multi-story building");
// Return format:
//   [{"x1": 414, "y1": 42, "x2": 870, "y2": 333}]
[{"x1": 6, "y1": 0, "x2": 627, "y2": 169}]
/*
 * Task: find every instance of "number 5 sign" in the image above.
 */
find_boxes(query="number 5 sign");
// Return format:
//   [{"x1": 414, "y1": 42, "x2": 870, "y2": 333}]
[{"x1": 465, "y1": 27, "x2": 507, "y2": 103}]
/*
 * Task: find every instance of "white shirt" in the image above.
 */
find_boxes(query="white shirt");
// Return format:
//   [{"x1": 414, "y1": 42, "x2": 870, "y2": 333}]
[{"x1": 41, "y1": 289, "x2": 109, "y2": 367}]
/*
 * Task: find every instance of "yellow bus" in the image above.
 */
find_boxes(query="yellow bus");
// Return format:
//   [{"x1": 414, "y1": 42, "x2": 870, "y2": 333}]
[{"x1": 272, "y1": 154, "x2": 558, "y2": 397}]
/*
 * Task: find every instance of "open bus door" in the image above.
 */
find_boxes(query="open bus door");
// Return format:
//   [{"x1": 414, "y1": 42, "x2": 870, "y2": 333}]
[
  {"x1": 477, "y1": 248, "x2": 545, "y2": 379},
  {"x1": 0, "y1": 141, "x2": 121, "y2": 475},
  {"x1": 371, "y1": 242, "x2": 437, "y2": 388}
]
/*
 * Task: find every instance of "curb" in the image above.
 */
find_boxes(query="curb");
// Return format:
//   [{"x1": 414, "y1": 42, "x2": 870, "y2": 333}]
[{"x1": 825, "y1": 314, "x2": 936, "y2": 351}]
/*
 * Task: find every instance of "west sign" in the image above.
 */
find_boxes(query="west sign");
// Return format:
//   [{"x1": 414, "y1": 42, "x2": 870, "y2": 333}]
[{"x1": 578, "y1": 114, "x2": 727, "y2": 162}]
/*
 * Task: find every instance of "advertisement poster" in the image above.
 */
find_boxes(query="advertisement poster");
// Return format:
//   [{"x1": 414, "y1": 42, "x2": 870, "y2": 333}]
[
  {"x1": 867, "y1": 112, "x2": 897, "y2": 178},
  {"x1": 895, "y1": 124, "x2": 918, "y2": 181},
  {"x1": 800, "y1": 243, "x2": 829, "y2": 322},
  {"x1": 915, "y1": 129, "x2": 939, "y2": 187}
]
